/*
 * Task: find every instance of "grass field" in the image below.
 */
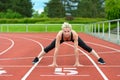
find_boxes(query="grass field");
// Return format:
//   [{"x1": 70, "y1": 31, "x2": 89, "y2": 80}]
[
  {"x1": 0, "y1": 24, "x2": 89, "y2": 32},
  {"x1": 0, "y1": 22, "x2": 117, "y2": 33}
]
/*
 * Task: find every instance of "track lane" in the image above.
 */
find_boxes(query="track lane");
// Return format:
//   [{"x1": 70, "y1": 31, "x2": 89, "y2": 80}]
[{"x1": 0, "y1": 33, "x2": 120, "y2": 80}]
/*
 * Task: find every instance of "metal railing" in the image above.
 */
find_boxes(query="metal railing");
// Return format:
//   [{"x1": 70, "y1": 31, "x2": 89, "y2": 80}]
[{"x1": 88, "y1": 19, "x2": 120, "y2": 45}]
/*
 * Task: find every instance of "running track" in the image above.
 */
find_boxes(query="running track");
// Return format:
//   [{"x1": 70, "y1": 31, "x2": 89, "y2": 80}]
[{"x1": 0, "y1": 33, "x2": 120, "y2": 80}]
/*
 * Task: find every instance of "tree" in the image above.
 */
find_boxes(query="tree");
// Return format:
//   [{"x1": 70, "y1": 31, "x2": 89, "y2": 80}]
[
  {"x1": 43, "y1": 0, "x2": 105, "y2": 18},
  {"x1": 10, "y1": 0, "x2": 33, "y2": 17},
  {"x1": 0, "y1": 0, "x2": 10, "y2": 12},
  {"x1": 77, "y1": 0, "x2": 105, "y2": 18},
  {"x1": 45, "y1": 0, "x2": 65, "y2": 18},
  {"x1": 60, "y1": 0, "x2": 79, "y2": 17},
  {"x1": 105, "y1": 0, "x2": 120, "y2": 19},
  {"x1": 0, "y1": 0, "x2": 33, "y2": 18}
]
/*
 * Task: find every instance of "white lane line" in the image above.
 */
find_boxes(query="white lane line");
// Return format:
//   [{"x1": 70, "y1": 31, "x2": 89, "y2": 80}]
[
  {"x1": 117, "y1": 75, "x2": 120, "y2": 76},
  {"x1": 40, "y1": 74, "x2": 90, "y2": 77},
  {"x1": 21, "y1": 57, "x2": 43, "y2": 80},
  {"x1": 65, "y1": 43, "x2": 109, "y2": 80},
  {"x1": 0, "y1": 74, "x2": 13, "y2": 76},
  {"x1": 21, "y1": 37, "x2": 44, "y2": 80},
  {"x1": 0, "y1": 57, "x2": 33, "y2": 61},
  {"x1": 85, "y1": 65, "x2": 120, "y2": 68},
  {"x1": 0, "y1": 49, "x2": 119, "y2": 61},
  {"x1": 0, "y1": 65, "x2": 120, "y2": 68},
  {"x1": 98, "y1": 51, "x2": 120, "y2": 54},
  {"x1": 0, "y1": 37, "x2": 14, "y2": 55},
  {"x1": 86, "y1": 41, "x2": 120, "y2": 52}
]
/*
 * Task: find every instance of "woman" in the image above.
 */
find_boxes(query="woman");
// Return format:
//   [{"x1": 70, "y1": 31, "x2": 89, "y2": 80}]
[{"x1": 32, "y1": 22, "x2": 105, "y2": 67}]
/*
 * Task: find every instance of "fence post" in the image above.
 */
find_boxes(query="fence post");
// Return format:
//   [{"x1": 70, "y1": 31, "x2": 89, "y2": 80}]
[
  {"x1": 26, "y1": 24, "x2": 28, "y2": 32},
  {"x1": 7, "y1": 25, "x2": 9, "y2": 32},
  {"x1": 0, "y1": 24, "x2": 1, "y2": 32},
  {"x1": 108, "y1": 22, "x2": 111, "y2": 40},
  {"x1": 94, "y1": 24, "x2": 96, "y2": 36},
  {"x1": 88, "y1": 24, "x2": 91, "y2": 34},
  {"x1": 102, "y1": 23, "x2": 105, "y2": 39},
  {"x1": 80, "y1": 25, "x2": 82, "y2": 32},
  {"x1": 117, "y1": 21, "x2": 120, "y2": 44},
  {"x1": 91, "y1": 24, "x2": 93, "y2": 35},
  {"x1": 1, "y1": 25, "x2": 3, "y2": 32},
  {"x1": 45, "y1": 24, "x2": 48, "y2": 32},
  {"x1": 98, "y1": 23, "x2": 100, "y2": 37}
]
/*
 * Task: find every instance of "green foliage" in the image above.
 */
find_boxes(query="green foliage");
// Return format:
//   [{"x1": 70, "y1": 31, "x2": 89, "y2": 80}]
[
  {"x1": 32, "y1": 11, "x2": 47, "y2": 18},
  {"x1": 45, "y1": 0, "x2": 65, "y2": 18},
  {"x1": 0, "y1": 17, "x2": 106, "y2": 24},
  {"x1": 44, "y1": 0, "x2": 105, "y2": 18},
  {"x1": 105, "y1": 0, "x2": 120, "y2": 19},
  {"x1": 77, "y1": 0, "x2": 105, "y2": 18},
  {"x1": 0, "y1": 0, "x2": 33, "y2": 18},
  {"x1": 0, "y1": 9, "x2": 23, "y2": 18}
]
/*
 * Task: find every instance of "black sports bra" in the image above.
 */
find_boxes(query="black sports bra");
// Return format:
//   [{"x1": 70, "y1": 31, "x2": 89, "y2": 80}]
[{"x1": 61, "y1": 32, "x2": 74, "y2": 42}]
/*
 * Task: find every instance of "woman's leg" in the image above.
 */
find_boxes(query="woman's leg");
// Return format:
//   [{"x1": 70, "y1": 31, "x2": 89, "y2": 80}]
[
  {"x1": 78, "y1": 37, "x2": 105, "y2": 64},
  {"x1": 78, "y1": 37, "x2": 92, "y2": 52},
  {"x1": 32, "y1": 39, "x2": 57, "y2": 64},
  {"x1": 32, "y1": 39, "x2": 64, "y2": 64}
]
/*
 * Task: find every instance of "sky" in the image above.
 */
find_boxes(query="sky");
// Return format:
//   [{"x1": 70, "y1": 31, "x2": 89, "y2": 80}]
[{"x1": 31, "y1": 0, "x2": 49, "y2": 14}]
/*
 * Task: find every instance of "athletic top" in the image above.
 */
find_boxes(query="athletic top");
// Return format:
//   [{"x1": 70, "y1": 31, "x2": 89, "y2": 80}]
[{"x1": 60, "y1": 32, "x2": 74, "y2": 42}]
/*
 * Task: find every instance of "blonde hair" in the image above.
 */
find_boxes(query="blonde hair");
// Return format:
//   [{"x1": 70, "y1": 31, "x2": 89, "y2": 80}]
[{"x1": 61, "y1": 22, "x2": 72, "y2": 29}]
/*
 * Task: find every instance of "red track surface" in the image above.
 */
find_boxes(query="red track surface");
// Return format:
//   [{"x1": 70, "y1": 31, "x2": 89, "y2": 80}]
[{"x1": 0, "y1": 33, "x2": 120, "y2": 80}]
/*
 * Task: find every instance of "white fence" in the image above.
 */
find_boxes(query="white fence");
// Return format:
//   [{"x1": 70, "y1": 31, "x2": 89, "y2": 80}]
[{"x1": 88, "y1": 19, "x2": 120, "y2": 44}]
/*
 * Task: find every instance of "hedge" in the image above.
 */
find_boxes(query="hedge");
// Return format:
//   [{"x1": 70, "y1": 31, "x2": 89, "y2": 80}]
[{"x1": 0, "y1": 18, "x2": 106, "y2": 24}]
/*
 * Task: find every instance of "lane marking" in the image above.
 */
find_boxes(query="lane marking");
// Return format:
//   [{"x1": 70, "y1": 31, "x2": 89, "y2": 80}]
[
  {"x1": 0, "y1": 67, "x2": 13, "y2": 77},
  {"x1": 21, "y1": 37, "x2": 44, "y2": 80},
  {"x1": 0, "y1": 37, "x2": 14, "y2": 55},
  {"x1": 40, "y1": 74, "x2": 90, "y2": 77},
  {"x1": 86, "y1": 41, "x2": 120, "y2": 53},
  {"x1": 0, "y1": 74, "x2": 13, "y2": 76},
  {"x1": 54, "y1": 68, "x2": 78, "y2": 75},
  {"x1": 0, "y1": 49, "x2": 119, "y2": 61},
  {"x1": 98, "y1": 51, "x2": 120, "y2": 54},
  {"x1": 0, "y1": 57, "x2": 33, "y2": 61},
  {"x1": 21, "y1": 57, "x2": 43, "y2": 80},
  {"x1": 0, "y1": 68, "x2": 7, "y2": 75},
  {"x1": 0, "y1": 65, "x2": 120, "y2": 68}
]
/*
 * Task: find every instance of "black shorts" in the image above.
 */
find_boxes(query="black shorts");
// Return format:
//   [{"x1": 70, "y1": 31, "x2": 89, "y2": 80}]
[{"x1": 44, "y1": 37, "x2": 92, "y2": 53}]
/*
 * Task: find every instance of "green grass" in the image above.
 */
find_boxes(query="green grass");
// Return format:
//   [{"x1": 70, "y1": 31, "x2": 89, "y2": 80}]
[
  {"x1": 0, "y1": 21, "x2": 116, "y2": 33},
  {"x1": 0, "y1": 24, "x2": 87, "y2": 32}
]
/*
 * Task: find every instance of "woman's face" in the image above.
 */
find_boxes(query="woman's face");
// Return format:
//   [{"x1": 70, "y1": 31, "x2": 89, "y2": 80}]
[{"x1": 62, "y1": 27, "x2": 71, "y2": 38}]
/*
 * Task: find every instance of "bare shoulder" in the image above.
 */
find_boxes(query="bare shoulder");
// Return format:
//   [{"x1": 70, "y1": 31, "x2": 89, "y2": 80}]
[
  {"x1": 72, "y1": 30, "x2": 78, "y2": 37},
  {"x1": 56, "y1": 30, "x2": 62, "y2": 39}
]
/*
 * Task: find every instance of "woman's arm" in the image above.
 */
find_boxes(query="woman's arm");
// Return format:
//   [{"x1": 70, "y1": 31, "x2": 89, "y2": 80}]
[
  {"x1": 72, "y1": 31, "x2": 82, "y2": 66},
  {"x1": 72, "y1": 30, "x2": 78, "y2": 53},
  {"x1": 49, "y1": 31, "x2": 62, "y2": 67}
]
